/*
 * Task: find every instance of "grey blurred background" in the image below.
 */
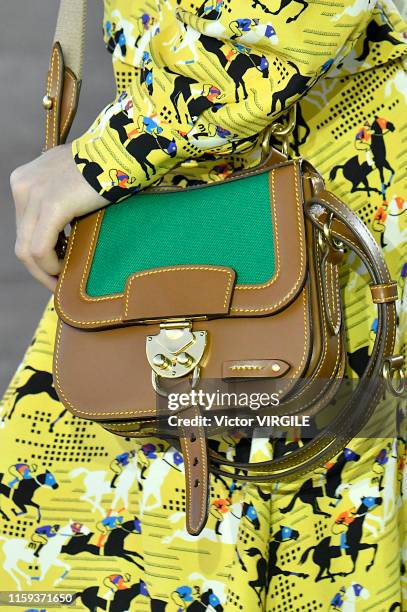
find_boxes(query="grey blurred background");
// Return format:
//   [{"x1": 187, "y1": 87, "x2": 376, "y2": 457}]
[{"x1": 0, "y1": 1, "x2": 113, "y2": 392}]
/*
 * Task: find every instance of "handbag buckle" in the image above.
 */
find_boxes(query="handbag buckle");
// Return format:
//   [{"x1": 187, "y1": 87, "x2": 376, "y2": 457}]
[{"x1": 146, "y1": 320, "x2": 207, "y2": 396}]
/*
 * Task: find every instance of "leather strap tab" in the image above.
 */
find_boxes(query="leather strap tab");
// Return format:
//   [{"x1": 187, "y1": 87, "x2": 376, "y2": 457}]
[
  {"x1": 321, "y1": 252, "x2": 341, "y2": 335},
  {"x1": 44, "y1": 42, "x2": 65, "y2": 151},
  {"x1": 59, "y1": 68, "x2": 81, "y2": 144},
  {"x1": 178, "y1": 406, "x2": 209, "y2": 536},
  {"x1": 370, "y1": 282, "x2": 398, "y2": 304},
  {"x1": 43, "y1": 43, "x2": 81, "y2": 152}
]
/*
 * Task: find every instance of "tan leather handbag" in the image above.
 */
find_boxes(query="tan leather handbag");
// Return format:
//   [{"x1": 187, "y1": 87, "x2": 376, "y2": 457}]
[{"x1": 44, "y1": 0, "x2": 405, "y2": 535}]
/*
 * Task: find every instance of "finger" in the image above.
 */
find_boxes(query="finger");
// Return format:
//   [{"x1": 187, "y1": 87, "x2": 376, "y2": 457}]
[
  {"x1": 20, "y1": 256, "x2": 57, "y2": 292},
  {"x1": 14, "y1": 200, "x2": 39, "y2": 265},
  {"x1": 14, "y1": 201, "x2": 57, "y2": 291},
  {"x1": 31, "y1": 209, "x2": 64, "y2": 277}
]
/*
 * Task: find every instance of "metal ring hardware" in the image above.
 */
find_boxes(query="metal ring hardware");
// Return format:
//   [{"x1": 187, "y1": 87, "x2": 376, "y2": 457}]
[
  {"x1": 262, "y1": 103, "x2": 297, "y2": 157},
  {"x1": 318, "y1": 212, "x2": 344, "y2": 254},
  {"x1": 383, "y1": 356, "x2": 406, "y2": 397}
]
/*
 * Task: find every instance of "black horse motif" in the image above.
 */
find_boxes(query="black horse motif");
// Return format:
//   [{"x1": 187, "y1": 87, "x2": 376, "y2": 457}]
[
  {"x1": 0, "y1": 470, "x2": 58, "y2": 521},
  {"x1": 299, "y1": 497, "x2": 382, "y2": 582},
  {"x1": 279, "y1": 448, "x2": 361, "y2": 516},
  {"x1": 252, "y1": 0, "x2": 308, "y2": 23},
  {"x1": 268, "y1": 60, "x2": 326, "y2": 116},
  {"x1": 109, "y1": 111, "x2": 177, "y2": 180},
  {"x1": 165, "y1": 70, "x2": 217, "y2": 124},
  {"x1": 3, "y1": 366, "x2": 59, "y2": 421},
  {"x1": 355, "y1": 19, "x2": 403, "y2": 63},
  {"x1": 202, "y1": 42, "x2": 270, "y2": 103},
  {"x1": 239, "y1": 527, "x2": 308, "y2": 604},
  {"x1": 329, "y1": 117, "x2": 395, "y2": 197},
  {"x1": 61, "y1": 519, "x2": 143, "y2": 570},
  {"x1": 74, "y1": 153, "x2": 140, "y2": 202},
  {"x1": 291, "y1": 103, "x2": 311, "y2": 156},
  {"x1": 227, "y1": 51, "x2": 269, "y2": 103},
  {"x1": 72, "y1": 581, "x2": 144, "y2": 612}
]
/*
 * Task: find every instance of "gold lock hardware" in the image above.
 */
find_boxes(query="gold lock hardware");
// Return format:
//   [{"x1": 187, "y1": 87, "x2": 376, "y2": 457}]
[{"x1": 146, "y1": 320, "x2": 207, "y2": 396}]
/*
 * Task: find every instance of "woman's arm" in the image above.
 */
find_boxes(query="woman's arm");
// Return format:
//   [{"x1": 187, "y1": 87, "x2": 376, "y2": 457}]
[{"x1": 11, "y1": 1, "x2": 379, "y2": 290}]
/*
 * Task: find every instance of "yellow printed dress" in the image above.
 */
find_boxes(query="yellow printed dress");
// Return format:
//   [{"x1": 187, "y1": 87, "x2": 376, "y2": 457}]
[{"x1": 1, "y1": 1, "x2": 406, "y2": 610}]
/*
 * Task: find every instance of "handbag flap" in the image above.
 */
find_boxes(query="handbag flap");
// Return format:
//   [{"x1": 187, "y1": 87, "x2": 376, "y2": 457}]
[{"x1": 55, "y1": 159, "x2": 307, "y2": 328}]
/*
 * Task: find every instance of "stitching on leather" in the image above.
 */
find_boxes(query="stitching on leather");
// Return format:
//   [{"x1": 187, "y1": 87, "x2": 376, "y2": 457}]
[
  {"x1": 333, "y1": 263, "x2": 341, "y2": 332},
  {"x1": 326, "y1": 261, "x2": 340, "y2": 333},
  {"x1": 234, "y1": 168, "x2": 280, "y2": 291},
  {"x1": 58, "y1": 162, "x2": 302, "y2": 323},
  {"x1": 180, "y1": 429, "x2": 193, "y2": 533},
  {"x1": 275, "y1": 289, "x2": 309, "y2": 398},
  {"x1": 296, "y1": 242, "x2": 341, "y2": 410},
  {"x1": 124, "y1": 266, "x2": 234, "y2": 318},
  {"x1": 60, "y1": 71, "x2": 77, "y2": 136},
  {"x1": 45, "y1": 49, "x2": 55, "y2": 148},
  {"x1": 180, "y1": 418, "x2": 207, "y2": 533},
  {"x1": 210, "y1": 195, "x2": 395, "y2": 476},
  {"x1": 53, "y1": 321, "x2": 156, "y2": 416},
  {"x1": 314, "y1": 194, "x2": 396, "y2": 358},
  {"x1": 371, "y1": 282, "x2": 398, "y2": 289},
  {"x1": 230, "y1": 365, "x2": 264, "y2": 371},
  {"x1": 53, "y1": 48, "x2": 60, "y2": 148},
  {"x1": 325, "y1": 261, "x2": 334, "y2": 327},
  {"x1": 372, "y1": 295, "x2": 399, "y2": 303},
  {"x1": 370, "y1": 282, "x2": 398, "y2": 303},
  {"x1": 79, "y1": 211, "x2": 122, "y2": 303},
  {"x1": 231, "y1": 163, "x2": 305, "y2": 313},
  {"x1": 211, "y1": 384, "x2": 384, "y2": 481},
  {"x1": 211, "y1": 196, "x2": 394, "y2": 474},
  {"x1": 56, "y1": 222, "x2": 123, "y2": 326},
  {"x1": 281, "y1": 234, "x2": 342, "y2": 412}
]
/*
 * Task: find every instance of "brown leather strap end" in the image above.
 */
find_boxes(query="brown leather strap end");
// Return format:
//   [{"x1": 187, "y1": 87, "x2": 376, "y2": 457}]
[
  {"x1": 59, "y1": 67, "x2": 81, "y2": 144},
  {"x1": 44, "y1": 42, "x2": 65, "y2": 151},
  {"x1": 179, "y1": 406, "x2": 209, "y2": 536},
  {"x1": 43, "y1": 43, "x2": 81, "y2": 151},
  {"x1": 370, "y1": 282, "x2": 398, "y2": 304}
]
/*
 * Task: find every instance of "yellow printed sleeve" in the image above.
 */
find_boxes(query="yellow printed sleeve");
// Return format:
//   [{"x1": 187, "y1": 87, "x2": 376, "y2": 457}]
[{"x1": 72, "y1": 0, "x2": 379, "y2": 202}]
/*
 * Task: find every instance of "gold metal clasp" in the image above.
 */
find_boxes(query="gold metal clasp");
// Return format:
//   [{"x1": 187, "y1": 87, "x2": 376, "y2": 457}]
[
  {"x1": 146, "y1": 320, "x2": 207, "y2": 397},
  {"x1": 383, "y1": 355, "x2": 406, "y2": 397}
]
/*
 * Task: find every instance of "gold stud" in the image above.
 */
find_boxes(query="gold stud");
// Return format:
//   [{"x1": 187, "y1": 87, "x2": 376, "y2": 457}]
[
  {"x1": 271, "y1": 363, "x2": 281, "y2": 372},
  {"x1": 177, "y1": 352, "x2": 193, "y2": 367},
  {"x1": 42, "y1": 95, "x2": 53, "y2": 110},
  {"x1": 152, "y1": 354, "x2": 170, "y2": 369}
]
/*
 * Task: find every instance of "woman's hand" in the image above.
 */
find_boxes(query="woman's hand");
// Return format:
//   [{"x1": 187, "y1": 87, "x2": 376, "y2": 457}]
[{"x1": 10, "y1": 144, "x2": 106, "y2": 291}]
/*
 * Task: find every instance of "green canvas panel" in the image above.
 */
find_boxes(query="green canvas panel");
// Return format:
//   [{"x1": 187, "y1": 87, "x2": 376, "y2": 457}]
[{"x1": 86, "y1": 171, "x2": 275, "y2": 296}]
